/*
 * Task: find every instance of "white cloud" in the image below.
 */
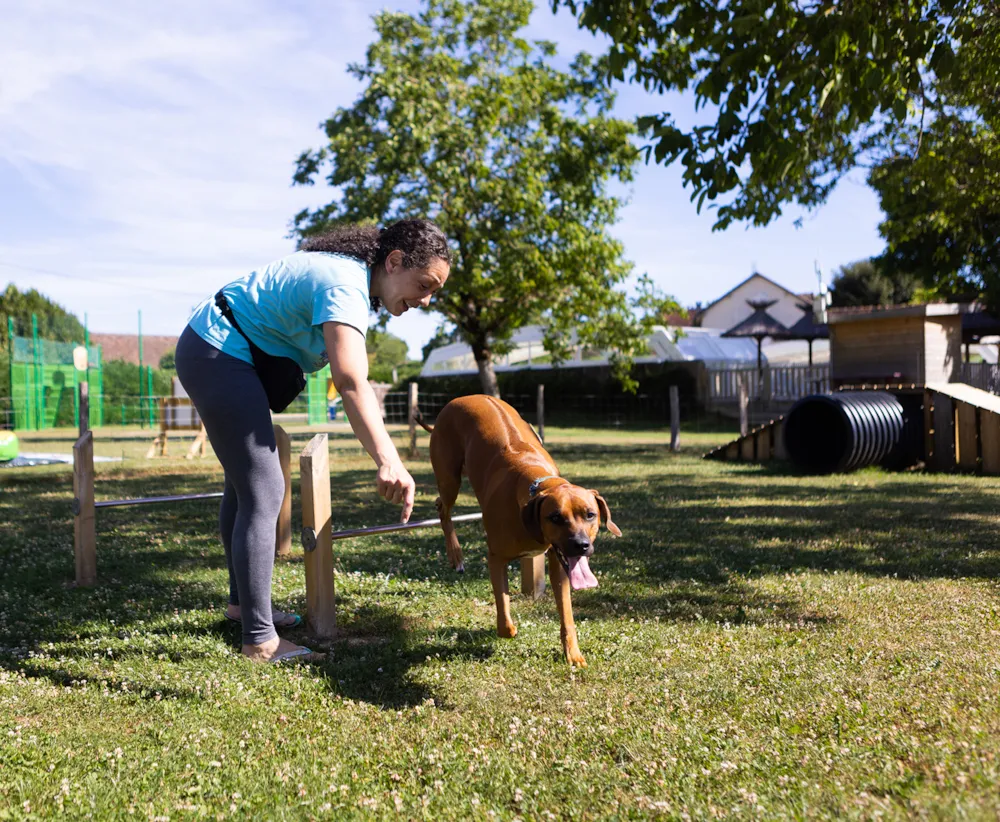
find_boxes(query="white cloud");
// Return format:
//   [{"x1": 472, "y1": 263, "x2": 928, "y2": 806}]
[{"x1": 0, "y1": 0, "x2": 885, "y2": 355}]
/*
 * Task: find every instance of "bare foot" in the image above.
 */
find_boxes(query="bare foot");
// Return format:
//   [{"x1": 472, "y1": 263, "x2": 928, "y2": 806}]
[{"x1": 242, "y1": 636, "x2": 323, "y2": 663}]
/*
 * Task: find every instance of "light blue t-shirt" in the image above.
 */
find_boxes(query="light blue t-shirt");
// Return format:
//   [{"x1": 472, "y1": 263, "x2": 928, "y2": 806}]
[{"x1": 187, "y1": 251, "x2": 371, "y2": 373}]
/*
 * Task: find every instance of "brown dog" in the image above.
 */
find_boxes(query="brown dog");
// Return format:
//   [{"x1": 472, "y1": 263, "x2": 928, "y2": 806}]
[{"x1": 416, "y1": 395, "x2": 621, "y2": 667}]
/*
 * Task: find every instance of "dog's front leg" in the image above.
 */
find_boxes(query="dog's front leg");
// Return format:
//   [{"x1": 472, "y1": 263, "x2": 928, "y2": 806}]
[
  {"x1": 548, "y1": 551, "x2": 586, "y2": 667},
  {"x1": 488, "y1": 553, "x2": 517, "y2": 638}
]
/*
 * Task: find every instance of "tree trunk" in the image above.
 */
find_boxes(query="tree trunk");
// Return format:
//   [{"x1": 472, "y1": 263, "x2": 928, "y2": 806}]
[{"x1": 471, "y1": 343, "x2": 499, "y2": 397}]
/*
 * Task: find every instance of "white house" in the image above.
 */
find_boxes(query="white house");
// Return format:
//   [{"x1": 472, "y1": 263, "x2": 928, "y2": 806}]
[{"x1": 696, "y1": 272, "x2": 813, "y2": 331}]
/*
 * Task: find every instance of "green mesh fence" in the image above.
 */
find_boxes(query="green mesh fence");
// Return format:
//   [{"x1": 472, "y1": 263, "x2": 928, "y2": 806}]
[
  {"x1": 9, "y1": 336, "x2": 103, "y2": 430},
  {"x1": 307, "y1": 371, "x2": 329, "y2": 425}
]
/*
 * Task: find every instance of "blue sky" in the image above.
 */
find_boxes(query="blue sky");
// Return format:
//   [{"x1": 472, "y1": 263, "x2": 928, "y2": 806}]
[{"x1": 0, "y1": 1, "x2": 886, "y2": 358}]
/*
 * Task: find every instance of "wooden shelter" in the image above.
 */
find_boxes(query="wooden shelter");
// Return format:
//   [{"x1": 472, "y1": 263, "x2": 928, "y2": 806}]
[{"x1": 827, "y1": 303, "x2": 964, "y2": 388}]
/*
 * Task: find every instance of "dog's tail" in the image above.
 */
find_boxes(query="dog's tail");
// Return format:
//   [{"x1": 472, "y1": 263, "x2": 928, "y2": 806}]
[{"x1": 412, "y1": 408, "x2": 434, "y2": 434}]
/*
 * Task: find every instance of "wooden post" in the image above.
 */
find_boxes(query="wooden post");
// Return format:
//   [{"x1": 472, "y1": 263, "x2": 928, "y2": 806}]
[
  {"x1": 185, "y1": 424, "x2": 208, "y2": 460},
  {"x1": 536, "y1": 383, "x2": 545, "y2": 444},
  {"x1": 738, "y1": 374, "x2": 749, "y2": 437},
  {"x1": 300, "y1": 433, "x2": 336, "y2": 639},
  {"x1": 521, "y1": 554, "x2": 546, "y2": 600},
  {"x1": 274, "y1": 424, "x2": 292, "y2": 558},
  {"x1": 981, "y1": 410, "x2": 1000, "y2": 474},
  {"x1": 669, "y1": 385, "x2": 680, "y2": 452},
  {"x1": 78, "y1": 381, "x2": 89, "y2": 438},
  {"x1": 73, "y1": 431, "x2": 96, "y2": 587},
  {"x1": 955, "y1": 402, "x2": 979, "y2": 471},
  {"x1": 408, "y1": 382, "x2": 419, "y2": 459}
]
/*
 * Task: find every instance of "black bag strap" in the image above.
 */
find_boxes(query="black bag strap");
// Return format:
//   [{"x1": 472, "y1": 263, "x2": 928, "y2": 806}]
[{"x1": 214, "y1": 291, "x2": 258, "y2": 352}]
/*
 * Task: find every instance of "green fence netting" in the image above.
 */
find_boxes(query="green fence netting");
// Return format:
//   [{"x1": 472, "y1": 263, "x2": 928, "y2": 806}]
[{"x1": 9, "y1": 336, "x2": 104, "y2": 430}]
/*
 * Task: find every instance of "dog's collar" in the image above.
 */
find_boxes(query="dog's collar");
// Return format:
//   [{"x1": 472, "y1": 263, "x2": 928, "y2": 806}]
[{"x1": 528, "y1": 475, "x2": 561, "y2": 498}]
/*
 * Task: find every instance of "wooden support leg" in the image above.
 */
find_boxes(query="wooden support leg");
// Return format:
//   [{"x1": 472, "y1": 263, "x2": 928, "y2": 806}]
[
  {"x1": 274, "y1": 424, "x2": 292, "y2": 558},
  {"x1": 520, "y1": 554, "x2": 546, "y2": 600},
  {"x1": 73, "y1": 431, "x2": 96, "y2": 587},
  {"x1": 300, "y1": 433, "x2": 336, "y2": 640}
]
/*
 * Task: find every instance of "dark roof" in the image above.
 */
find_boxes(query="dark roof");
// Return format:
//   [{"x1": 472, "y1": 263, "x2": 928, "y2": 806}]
[
  {"x1": 782, "y1": 302, "x2": 829, "y2": 340},
  {"x1": 721, "y1": 299, "x2": 790, "y2": 340},
  {"x1": 962, "y1": 311, "x2": 1000, "y2": 343},
  {"x1": 90, "y1": 333, "x2": 179, "y2": 366}
]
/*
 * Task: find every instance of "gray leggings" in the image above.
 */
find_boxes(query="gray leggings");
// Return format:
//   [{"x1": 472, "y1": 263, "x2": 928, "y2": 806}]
[{"x1": 175, "y1": 325, "x2": 285, "y2": 646}]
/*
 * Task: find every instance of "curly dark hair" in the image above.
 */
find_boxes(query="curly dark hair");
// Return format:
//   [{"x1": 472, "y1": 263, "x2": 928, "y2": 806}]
[
  {"x1": 300, "y1": 219, "x2": 450, "y2": 310},
  {"x1": 300, "y1": 219, "x2": 450, "y2": 270}
]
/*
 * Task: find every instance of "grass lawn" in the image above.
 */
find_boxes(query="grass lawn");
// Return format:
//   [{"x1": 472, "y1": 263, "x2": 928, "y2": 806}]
[{"x1": 3, "y1": 423, "x2": 1000, "y2": 819}]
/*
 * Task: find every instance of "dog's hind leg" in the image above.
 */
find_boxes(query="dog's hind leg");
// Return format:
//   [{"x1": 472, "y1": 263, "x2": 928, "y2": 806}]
[{"x1": 430, "y1": 441, "x2": 465, "y2": 572}]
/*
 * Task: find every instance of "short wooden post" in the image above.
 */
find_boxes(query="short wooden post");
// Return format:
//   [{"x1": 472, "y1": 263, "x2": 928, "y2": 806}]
[
  {"x1": 981, "y1": 410, "x2": 1000, "y2": 474},
  {"x1": 300, "y1": 433, "x2": 336, "y2": 639},
  {"x1": 408, "y1": 382, "x2": 419, "y2": 459},
  {"x1": 955, "y1": 402, "x2": 979, "y2": 471},
  {"x1": 669, "y1": 385, "x2": 680, "y2": 452},
  {"x1": 78, "y1": 381, "x2": 89, "y2": 438},
  {"x1": 73, "y1": 431, "x2": 96, "y2": 587},
  {"x1": 738, "y1": 375, "x2": 749, "y2": 437},
  {"x1": 185, "y1": 424, "x2": 208, "y2": 460},
  {"x1": 536, "y1": 383, "x2": 545, "y2": 444},
  {"x1": 274, "y1": 424, "x2": 292, "y2": 558},
  {"x1": 931, "y1": 391, "x2": 956, "y2": 472},
  {"x1": 521, "y1": 554, "x2": 545, "y2": 599}
]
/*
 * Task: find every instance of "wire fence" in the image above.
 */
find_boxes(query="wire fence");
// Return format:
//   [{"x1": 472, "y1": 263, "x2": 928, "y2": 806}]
[
  {"x1": 382, "y1": 389, "x2": 727, "y2": 431},
  {"x1": 1, "y1": 387, "x2": 732, "y2": 433}
]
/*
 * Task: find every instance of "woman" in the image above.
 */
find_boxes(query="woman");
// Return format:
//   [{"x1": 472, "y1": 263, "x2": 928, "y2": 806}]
[{"x1": 176, "y1": 219, "x2": 451, "y2": 662}]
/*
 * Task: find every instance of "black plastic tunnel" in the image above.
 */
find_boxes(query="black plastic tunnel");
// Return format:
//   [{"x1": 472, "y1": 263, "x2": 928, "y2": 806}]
[{"x1": 782, "y1": 391, "x2": 923, "y2": 474}]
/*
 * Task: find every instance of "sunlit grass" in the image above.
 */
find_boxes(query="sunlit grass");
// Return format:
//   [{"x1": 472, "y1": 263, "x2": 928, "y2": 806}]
[{"x1": 4, "y1": 424, "x2": 1000, "y2": 818}]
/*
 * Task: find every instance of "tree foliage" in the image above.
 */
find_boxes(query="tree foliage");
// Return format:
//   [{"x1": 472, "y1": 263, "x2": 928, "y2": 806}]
[
  {"x1": 1, "y1": 284, "x2": 86, "y2": 345},
  {"x1": 828, "y1": 259, "x2": 919, "y2": 309},
  {"x1": 292, "y1": 0, "x2": 679, "y2": 394},
  {"x1": 867, "y1": 16, "x2": 1000, "y2": 310},
  {"x1": 554, "y1": 0, "x2": 998, "y2": 230}
]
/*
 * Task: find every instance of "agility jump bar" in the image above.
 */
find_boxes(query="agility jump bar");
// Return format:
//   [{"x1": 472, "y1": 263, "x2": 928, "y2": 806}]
[
  {"x1": 299, "y1": 511, "x2": 482, "y2": 551},
  {"x1": 92, "y1": 491, "x2": 226, "y2": 510}
]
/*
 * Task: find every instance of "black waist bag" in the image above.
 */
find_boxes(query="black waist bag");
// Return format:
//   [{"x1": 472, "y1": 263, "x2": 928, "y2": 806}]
[{"x1": 214, "y1": 291, "x2": 306, "y2": 414}]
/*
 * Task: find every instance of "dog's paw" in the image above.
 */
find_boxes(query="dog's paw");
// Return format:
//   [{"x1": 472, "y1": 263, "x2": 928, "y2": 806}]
[
  {"x1": 497, "y1": 622, "x2": 518, "y2": 639},
  {"x1": 565, "y1": 648, "x2": 587, "y2": 668},
  {"x1": 456, "y1": 562, "x2": 465, "y2": 573}
]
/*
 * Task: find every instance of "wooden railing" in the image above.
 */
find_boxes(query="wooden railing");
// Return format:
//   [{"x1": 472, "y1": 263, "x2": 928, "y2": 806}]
[
  {"x1": 703, "y1": 364, "x2": 830, "y2": 406},
  {"x1": 961, "y1": 362, "x2": 1000, "y2": 395}
]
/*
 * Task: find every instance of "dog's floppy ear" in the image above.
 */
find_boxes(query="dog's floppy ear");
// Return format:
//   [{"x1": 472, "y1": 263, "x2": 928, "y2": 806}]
[
  {"x1": 520, "y1": 495, "x2": 547, "y2": 544},
  {"x1": 590, "y1": 491, "x2": 622, "y2": 537}
]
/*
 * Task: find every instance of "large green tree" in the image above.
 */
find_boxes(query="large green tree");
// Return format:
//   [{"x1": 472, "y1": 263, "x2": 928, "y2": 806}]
[
  {"x1": 292, "y1": 0, "x2": 677, "y2": 395},
  {"x1": 553, "y1": 0, "x2": 998, "y2": 230},
  {"x1": 828, "y1": 259, "x2": 919, "y2": 309},
  {"x1": 867, "y1": 23, "x2": 1000, "y2": 311}
]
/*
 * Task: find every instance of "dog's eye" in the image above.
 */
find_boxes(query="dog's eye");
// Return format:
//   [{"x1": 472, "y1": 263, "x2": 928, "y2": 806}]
[
  {"x1": 585, "y1": 511, "x2": 597, "y2": 520},
  {"x1": 547, "y1": 512, "x2": 565, "y2": 524}
]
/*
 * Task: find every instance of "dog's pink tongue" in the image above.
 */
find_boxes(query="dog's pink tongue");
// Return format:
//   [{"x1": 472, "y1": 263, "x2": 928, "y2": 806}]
[{"x1": 566, "y1": 556, "x2": 598, "y2": 590}]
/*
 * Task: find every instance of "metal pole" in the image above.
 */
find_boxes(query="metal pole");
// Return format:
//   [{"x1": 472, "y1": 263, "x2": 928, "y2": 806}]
[
  {"x1": 138, "y1": 310, "x2": 144, "y2": 428},
  {"x1": 327, "y1": 512, "x2": 482, "y2": 543},
  {"x1": 84, "y1": 313, "x2": 90, "y2": 429},
  {"x1": 91, "y1": 491, "x2": 225, "y2": 510},
  {"x1": 32, "y1": 314, "x2": 42, "y2": 430},
  {"x1": 536, "y1": 383, "x2": 545, "y2": 444},
  {"x1": 7, "y1": 317, "x2": 15, "y2": 429}
]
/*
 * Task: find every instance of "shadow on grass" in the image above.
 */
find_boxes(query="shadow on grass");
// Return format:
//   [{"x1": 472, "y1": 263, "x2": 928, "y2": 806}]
[{"x1": 4, "y1": 446, "x2": 1000, "y2": 708}]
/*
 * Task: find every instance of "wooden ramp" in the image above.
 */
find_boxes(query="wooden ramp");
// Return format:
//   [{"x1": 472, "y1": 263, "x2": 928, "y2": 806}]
[
  {"x1": 706, "y1": 383, "x2": 1000, "y2": 474},
  {"x1": 924, "y1": 382, "x2": 1000, "y2": 473},
  {"x1": 704, "y1": 415, "x2": 787, "y2": 464}
]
